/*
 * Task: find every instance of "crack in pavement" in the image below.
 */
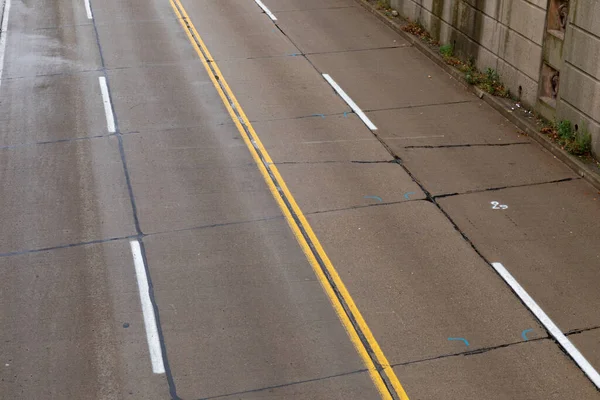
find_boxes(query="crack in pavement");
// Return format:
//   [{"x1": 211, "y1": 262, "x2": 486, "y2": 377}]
[
  {"x1": 194, "y1": 369, "x2": 369, "y2": 400},
  {"x1": 391, "y1": 337, "x2": 550, "y2": 368},
  {"x1": 432, "y1": 177, "x2": 580, "y2": 200},
  {"x1": 0, "y1": 215, "x2": 286, "y2": 259},
  {"x1": 566, "y1": 326, "x2": 600, "y2": 336},
  {"x1": 273, "y1": 159, "x2": 394, "y2": 165},
  {"x1": 404, "y1": 142, "x2": 531, "y2": 149}
]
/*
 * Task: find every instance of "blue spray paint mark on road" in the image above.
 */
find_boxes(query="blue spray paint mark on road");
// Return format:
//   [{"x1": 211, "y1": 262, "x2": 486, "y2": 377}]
[
  {"x1": 521, "y1": 329, "x2": 533, "y2": 341},
  {"x1": 364, "y1": 195, "x2": 383, "y2": 202},
  {"x1": 313, "y1": 114, "x2": 326, "y2": 119},
  {"x1": 288, "y1": 53, "x2": 301, "y2": 57},
  {"x1": 344, "y1": 111, "x2": 348, "y2": 117},
  {"x1": 404, "y1": 192, "x2": 416, "y2": 200},
  {"x1": 448, "y1": 337, "x2": 469, "y2": 347}
]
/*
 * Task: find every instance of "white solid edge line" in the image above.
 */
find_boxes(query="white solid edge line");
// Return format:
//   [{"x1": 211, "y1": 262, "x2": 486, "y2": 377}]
[
  {"x1": 0, "y1": 0, "x2": 12, "y2": 90},
  {"x1": 322, "y1": 74, "x2": 378, "y2": 131},
  {"x1": 254, "y1": 0, "x2": 277, "y2": 21},
  {"x1": 83, "y1": 0, "x2": 93, "y2": 19},
  {"x1": 491, "y1": 262, "x2": 600, "y2": 389},
  {"x1": 98, "y1": 77, "x2": 116, "y2": 133},
  {"x1": 130, "y1": 240, "x2": 166, "y2": 374}
]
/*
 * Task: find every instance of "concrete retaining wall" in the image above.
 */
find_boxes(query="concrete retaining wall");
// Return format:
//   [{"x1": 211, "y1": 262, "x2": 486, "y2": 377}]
[
  {"x1": 389, "y1": 0, "x2": 546, "y2": 107},
  {"x1": 390, "y1": 0, "x2": 600, "y2": 158}
]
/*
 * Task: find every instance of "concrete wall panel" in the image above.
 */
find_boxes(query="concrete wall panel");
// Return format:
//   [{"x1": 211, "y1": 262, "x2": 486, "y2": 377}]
[
  {"x1": 565, "y1": 26, "x2": 600, "y2": 82},
  {"x1": 572, "y1": 0, "x2": 600, "y2": 38},
  {"x1": 497, "y1": 58, "x2": 539, "y2": 104},
  {"x1": 500, "y1": 0, "x2": 546, "y2": 45},
  {"x1": 498, "y1": 28, "x2": 543, "y2": 80},
  {"x1": 561, "y1": 64, "x2": 600, "y2": 123}
]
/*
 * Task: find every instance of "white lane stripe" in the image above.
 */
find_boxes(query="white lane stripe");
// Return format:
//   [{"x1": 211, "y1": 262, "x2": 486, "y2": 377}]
[
  {"x1": 98, "y1": 76, "x2": 116, "y2": 133},
  {"x1": 83, "y1": 0, "x2": 93, "y2": 19},
  {"x1": 254, "y1": 0, "x2": 277, "y2": 21},
  {"x1": 492, "y1": 262, "x2": 600, "y2": 389},
  {"x1": 0, "y1": 0, "x2": 12, "y2": 90},
  {"x1": 322, "y1": 74, "x2": 377, "y2": 131},
  {"x1": 130, "y1": 240, "x2": 166, "y2": 374}
]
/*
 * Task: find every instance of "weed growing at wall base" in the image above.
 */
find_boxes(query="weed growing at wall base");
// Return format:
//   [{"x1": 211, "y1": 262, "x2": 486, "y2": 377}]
[
  {"x1": 542, "y1": 120, "x2": 592, "y2": 156},
  {"x1": 439, "y1": 44, "x2": 453, "y2": 58},
  {"x1": 402, "y1": 22, "x2": 508, "y2": 97}
]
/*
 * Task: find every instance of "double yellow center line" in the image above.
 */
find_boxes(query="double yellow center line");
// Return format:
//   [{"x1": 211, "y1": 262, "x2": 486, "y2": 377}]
[{"x1": 169, "y1": 1, "x2": 409, "y2": 398}]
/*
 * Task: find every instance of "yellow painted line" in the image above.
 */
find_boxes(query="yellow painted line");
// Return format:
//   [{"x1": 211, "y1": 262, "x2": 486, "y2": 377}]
[{"x1": 169, "y1": 1, "x2": 409, "y2": 398}]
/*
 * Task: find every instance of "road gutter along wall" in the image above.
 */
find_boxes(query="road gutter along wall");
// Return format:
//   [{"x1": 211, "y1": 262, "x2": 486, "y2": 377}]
[{"x1": 389, "y1": 0, "x2": 600, "y2": 158}]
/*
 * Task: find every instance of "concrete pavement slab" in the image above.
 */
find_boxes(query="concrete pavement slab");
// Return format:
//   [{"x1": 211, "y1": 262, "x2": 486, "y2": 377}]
[
  {"x1": 306, "y1": 202, "x2": 543, "y2": 365},
  {"x1": 569, "y1": 329, "x2": 600, "y2": 373},
  {"x1": 107, "y1": 63, "x2": 233, "y2": 133},
  {"x1": 0, "y1": 137, "x2": 135, "y2": 254},
  {"x1": 0, "y1": 241, "x2": 168, "y2": 400},
  {"x1": 401, "y1": 144, "x2": 576, "y2": 196},
  {"x1": 214, "y1": 56, "x2": 350, "y2": 121},
  {"x1": 263, "y1": 0, "x2": 357, "y2": 12},
  {"x1": 180, "y1": 0, "x2": 264, "y2": 18},
  {"x1": 144, "y1": 220, "x2": 375, "y2": 399},
  {"x1": 2, "y1": 24, "x2": 101, "y2": 79},
  {"x1": 394, "y1": 340, "x2": 600, "y2": 399},
  {"x1": 92, "y1": 0, "x2": 179, "y2": 23},
  {"x1": 438, "y1": 179, "x2": 600, "y2": 331},
  {"x1": 7, "y1": 0, "x2": 91, "y2": 30},
  {"x1": 176, "y1": 9, "x2": 299, "y2": 61},
  {"x1": 308, "y1": 47, "x2": 473, "y2": 111},
  {"x1": 274, "y1": 7, "x2": 407, "y2": 54},
  {"x1": 276, "y1": 162, "x2": 424, "y2": 213},
  {"x1": 367, "y1": 101, "x2": 528, "y2": 148},
  {"x1": 253, "y1": 114, "x2": 391, "y2": 163},
  {"x1": 123, "y1": 128, "x2": 282, "y2": 234},
  {"x1": 96, "y1": 19, "x2": 200, "y2": 69},
  {"x1": 0, "y1": 73, "x2": 108, "y2": 145}
]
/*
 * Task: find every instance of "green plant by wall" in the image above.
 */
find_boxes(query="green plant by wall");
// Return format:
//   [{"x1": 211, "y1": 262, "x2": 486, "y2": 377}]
[
  {"x1": 556, "y1": 120, "x2": 592, "y2": 155},
  {"x1": 439, "y1": 44, "x2": 454, "y2": 58},
  {"x1": 542, "y1": 120, "x2": 592, "y2": 156}
]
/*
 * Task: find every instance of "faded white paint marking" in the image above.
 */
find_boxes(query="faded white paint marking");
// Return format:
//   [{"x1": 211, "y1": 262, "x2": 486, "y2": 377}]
[
  {"x1": 254, "y1": 0, "x2": 277, "y2": 21},
  {"x1": 98, "y1": 76, "x2": 116, "y2": 133},
  {"x1": 322, "y1": 74, "x2": 377, "y2": 131},
  {"x1": 130, "y1": 240, "x2": 165, "y2": 374},
  {"x1": 83, "y1": 0, "x2": 93, "y2": 19},
  {"x1": 490, "y1": 201, "x2": 508, "y2": 210},
  {"x1": 492, "y1": 262, "x2": 600, "y2": 389},
  {"x1": 0, "y1": 0, "x2": 12, "y2": 90}
]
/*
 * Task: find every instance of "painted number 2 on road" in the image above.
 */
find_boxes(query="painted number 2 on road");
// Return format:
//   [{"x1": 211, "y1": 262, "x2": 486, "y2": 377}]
[{"x1": 491, "y1": 201, "x2": 508, "y2": 210}]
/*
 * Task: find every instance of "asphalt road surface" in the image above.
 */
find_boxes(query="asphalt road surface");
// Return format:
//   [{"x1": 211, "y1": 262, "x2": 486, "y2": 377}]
[{"x1": 1, "y1": 0, "x2": 600, "y2": 399}]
